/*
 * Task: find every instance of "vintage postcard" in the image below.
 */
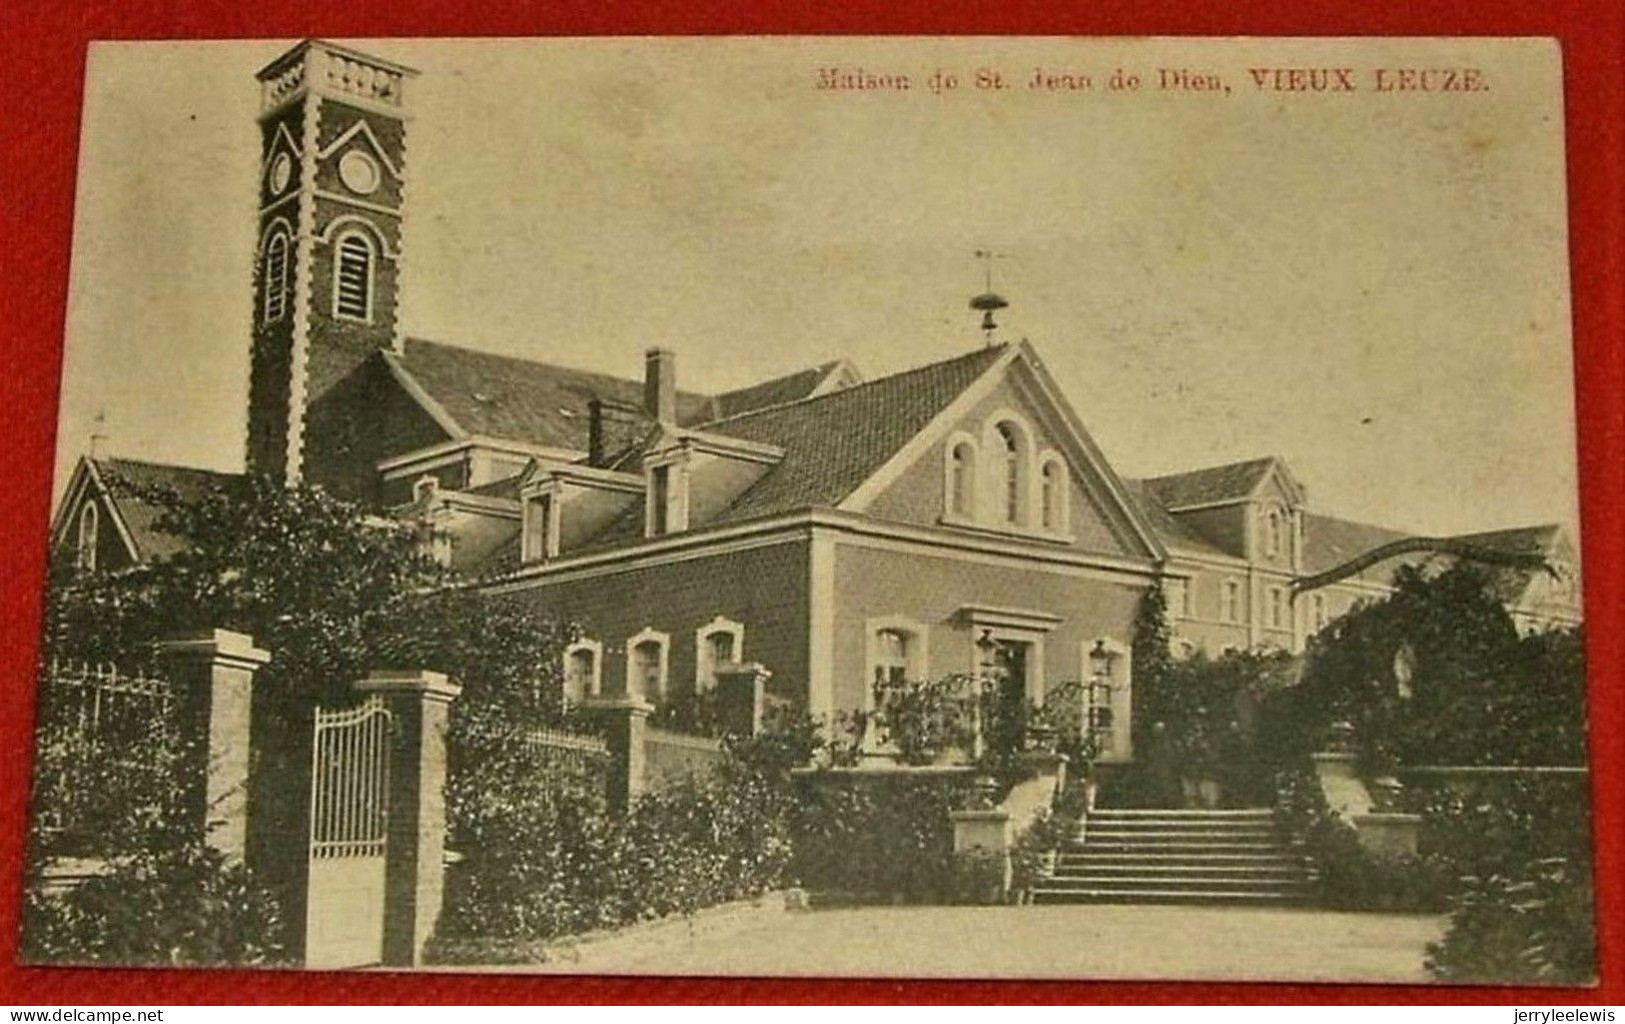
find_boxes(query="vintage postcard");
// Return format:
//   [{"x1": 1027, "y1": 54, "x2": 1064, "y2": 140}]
[{"x1": 25, "y1": 36, "x2": 1591, "y2": 984}]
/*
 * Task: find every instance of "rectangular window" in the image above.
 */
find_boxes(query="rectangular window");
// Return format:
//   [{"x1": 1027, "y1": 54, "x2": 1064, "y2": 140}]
[
  {"x1": 522, "y1": 494, "x2": 553, "y2": 562},
  {"x1": 1269, "y1": 587, "x2": 1285, "y2": 628},
  {"x1": 1221, "y1": 580, "x2": 1241, "y2": 623},
  {"x1": 650, "y1": 466, "x2": 670, "y2": 535}
]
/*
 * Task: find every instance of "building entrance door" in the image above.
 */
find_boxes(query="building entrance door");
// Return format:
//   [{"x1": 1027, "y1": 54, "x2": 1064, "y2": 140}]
[{"x1": 992, "y1": 640, "x2": 1031, "y2": 750}]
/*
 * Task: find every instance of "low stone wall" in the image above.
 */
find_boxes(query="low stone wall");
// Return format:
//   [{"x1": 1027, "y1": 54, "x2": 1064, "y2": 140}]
[{"x1": 643, "y1": 726, "x2": 726, "y2": 789}]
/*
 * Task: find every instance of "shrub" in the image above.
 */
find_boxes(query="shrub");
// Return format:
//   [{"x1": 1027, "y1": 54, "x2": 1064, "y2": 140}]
[
  {"x1": 1272, "y1": 769, "x2": 1450, "y2": 913},
  {"x1": 437, "y1": 715, "x2": 793, "y2": 950},
  {"x1": 20, "y1": 842, "x2": 288, "y2": 967},
  {"x1": 788, "y1": 773, "x2": 973, "y2": 903},
  {"x1": 1426, "y1": 859, "x2": 1596, "y2": 985}
]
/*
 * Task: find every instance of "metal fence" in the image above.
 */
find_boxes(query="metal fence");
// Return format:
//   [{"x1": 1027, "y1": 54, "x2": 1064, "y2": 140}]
[{"x1": 32, "y1": 660, "x2": 178, "y2": 857}]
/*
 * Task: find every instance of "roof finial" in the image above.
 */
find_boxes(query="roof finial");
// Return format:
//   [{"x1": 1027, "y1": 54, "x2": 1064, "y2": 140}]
[
  {"x1": 970, "y1": 249, "x2": 1009, "y2": 346},
  {"x1": 88, "y1": 407, "x2": 108, "y2": 459}
]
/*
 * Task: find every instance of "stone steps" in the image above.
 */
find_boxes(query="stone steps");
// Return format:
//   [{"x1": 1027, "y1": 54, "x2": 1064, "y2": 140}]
[{"x1": 1034, "y1": 806, "x2": 1315, "y2": 907}]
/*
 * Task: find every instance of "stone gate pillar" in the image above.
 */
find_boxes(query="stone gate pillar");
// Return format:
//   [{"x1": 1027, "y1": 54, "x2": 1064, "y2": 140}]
[
  {"x1": 156, "y1": 629, "x2": 270, "y2": 859},
  {"x1": 587, "y1": 697, "x2": 654, "y2": 814},
  {"x1": 356, "y1": 669, "x2": 461, "y2": 968}
]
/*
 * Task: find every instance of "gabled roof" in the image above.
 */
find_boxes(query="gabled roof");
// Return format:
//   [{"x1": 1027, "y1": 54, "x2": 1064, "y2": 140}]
[
  {"x1": 390, "y1": 338, "x2": 851, "y2": 456},
  {"x1": 71, "y1": 457, "x2": 241, "y2": 563},
  {"x1": 1300, "y1": 512, "x2": 1415, "y2": 577},
  {"x1": 1120, "y1": 478, "x2": 1233, "y2": 560},
  {"x1": 1449, "y1": 524, "x2": 1564, "y2": 556},
  {"x1": 1143, "y1": 457, "x2": 1279, "y2": 510},
  {"x1": 700, "y1": 345, "x2": 1009, "y2": 524},
  {"x1": 711, "y1": 361, "x2": 854, "y2": 421}
]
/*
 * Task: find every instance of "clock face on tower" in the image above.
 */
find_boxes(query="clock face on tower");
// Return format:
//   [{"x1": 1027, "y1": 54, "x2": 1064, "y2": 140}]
[
  {"x1": 338, "y1": 150, "x2": 381, "y2": 196},
  {"x1": 269, "y1": 152, "x2": 293, "y2": 195}
]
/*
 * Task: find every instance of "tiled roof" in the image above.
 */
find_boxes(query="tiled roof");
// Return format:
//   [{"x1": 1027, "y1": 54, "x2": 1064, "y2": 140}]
[
  {"x1": 395, "y1": 338, "x2": 714, "y2": 451},
  {"x1": 1450, "y1": 524, "x2": 1562, "y2": 556},
  {"x1": 701, "y1": 344, "x2": 1008, "y2": 524},
  {"x1": 91, "y1": 457, "x2": 242, "y2": 561},
  {"x1": 1119, "y1": 478, "x2": 1233, "y2": 559},
  {"x1": 393, "y1": 338, "x2": 850, "y2": 454},
  {"x1": 711, "y1": 362, "x2": 845, "y2": 421},
  {"x1": 1143, "y1": 457, "x2": 1277, "y2": 509},
  {"x1": 1300, "y1": 512, "x2": 1416, "y2": 578},
  {"x1": 478, "y1": 344, "x2": 1007, "y2": 570}
]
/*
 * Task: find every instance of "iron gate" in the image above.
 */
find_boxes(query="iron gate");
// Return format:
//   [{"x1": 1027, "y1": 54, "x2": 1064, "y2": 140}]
[{"x1": 304, "y1": 695, "x2": 392, "y2": 969}]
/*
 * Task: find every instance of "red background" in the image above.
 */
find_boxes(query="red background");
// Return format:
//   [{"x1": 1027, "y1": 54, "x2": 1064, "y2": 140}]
[{"x1": 1, "y1": 0, "x2": 1619, "y2": 1006}]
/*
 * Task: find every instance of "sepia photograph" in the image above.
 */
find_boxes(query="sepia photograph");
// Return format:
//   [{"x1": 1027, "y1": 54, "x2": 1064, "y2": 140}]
[{"x1": 21, "y1": 36, "x2": 1593, "y2": 984}]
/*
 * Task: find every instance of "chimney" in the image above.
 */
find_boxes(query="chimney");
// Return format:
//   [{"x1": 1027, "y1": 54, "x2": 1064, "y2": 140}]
[{"x1": 644, "y1": 347, "x2": 676, "y2": 424}]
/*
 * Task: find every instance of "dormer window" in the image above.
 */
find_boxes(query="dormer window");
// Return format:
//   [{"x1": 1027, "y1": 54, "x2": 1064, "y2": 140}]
[
  {"x1": 644, "y1": 453, "x2": 691, "y2": 538},
  {"x1": 650, "y1": 465, "x2": 670, "y2": 535},
  {"x1": 521, "y1": 490, "x2": 559, "y2": 562},
  {"x1": 1265, "y1": 507, "x2": 1284, "y2": 558},
  {"x1": 334, "y1": 230, "x2": 374, "y2": 322},
  {"x1": 75, "y1": 502, "x2": 99, "y2": 572}
]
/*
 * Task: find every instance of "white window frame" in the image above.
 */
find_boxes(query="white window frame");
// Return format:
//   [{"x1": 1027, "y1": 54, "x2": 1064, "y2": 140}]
[
  {"x1": 626, "y1": 627, "x2": 670, "y2": 702},
  {"x1": 1037, "y1": 450, "x2": 1069, "y2": 534},
  {"x1": 694, "y1": 615, "x2": 745, "y2": 691},
  {"x1": 1268, "y1": 585, "x2": 1286, "y2": 629},
  {"x1": 988, "y1": 418, "x2": 1031, "y2": 527},
  {"x1": 865, "y1": 616, "x2": 931, "y2": 706},
  {"x1": 1264, "y1": 507, "x2": 1283, "y2": 558},
  {"x1": 563, "y1": 638, "x2": 603, "y2": 702},
  {"x1": 644, "y1": 449, "x2": 691, "y2": 538},
  {"x1": 1082, "y1": 636, "x2": 1134, "y2": 763},
  {"x1": 261, "y1": 227, "x2": 291, "y2": 324},
  {"x1": 1221, "y1": 578, "x2": 1243, "y2": 623},
  {"x1": 75, "y1": 501, "x2": 99, "y2": 572},
  {"x1": 521, "y1": 484, "x2": 561, "y2": 563},
  {"x1": 942, "y1": 431, "x2": 980, "y2": 523},
  {"x1": 332, "y1": 228, "x2": 376, "y2": 323}
]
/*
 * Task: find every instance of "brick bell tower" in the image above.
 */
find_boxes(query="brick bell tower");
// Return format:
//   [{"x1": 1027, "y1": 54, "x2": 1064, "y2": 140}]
[{"x1": 246, "y1": 40, "x2": 416, "y2": 490}]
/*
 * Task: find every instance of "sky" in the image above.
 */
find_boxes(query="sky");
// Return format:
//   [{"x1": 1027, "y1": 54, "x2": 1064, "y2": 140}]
[{"x1": 57, "y1": 37, "x2": 1578, "y2": 537}]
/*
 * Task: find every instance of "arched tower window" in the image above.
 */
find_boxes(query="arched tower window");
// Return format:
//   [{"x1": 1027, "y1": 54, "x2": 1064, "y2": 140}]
[
  {"x1": 333, "y1": 230, "x2": 374, "y2": 322},
  {"x1": 75, "y1": 502, "x2": 99, "y2": 572},
  {"x1": 262, "y1": 230, "x2": 290, "y2": 324}
]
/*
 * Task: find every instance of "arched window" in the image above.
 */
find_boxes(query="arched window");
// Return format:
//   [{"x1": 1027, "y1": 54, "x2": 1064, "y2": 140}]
[
  {"x1": 563, "y1": 639, "x2": 601, "y2": 703},
  {"x1": 333, "y1": 230, "x2": 374, "y2": 321},
  {"x1": 75, "y1": 502, "x2": 99, "y2": 572},
  {"x1": 950, "y1": 442, "x2": 975, "y2": 518},
  {"x1": 1265, "y1": 507, "x2": 1284, "y2": 558},
  {"x1": 627, "y1": 629, "x2": 669, "y2": 701},
  {"x1": 997, "y1": 422, "x2": 1022, "y2": 525},
  {"x1": 1039, "y1": 454, "x2": 1067, "y2": 532},
  {"x1": 262, "y1": 230, "x2": 290, "y2": 324},
  {"x1": 694, "y1": 616, "x2": 744, "y2": 691}
]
